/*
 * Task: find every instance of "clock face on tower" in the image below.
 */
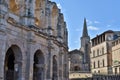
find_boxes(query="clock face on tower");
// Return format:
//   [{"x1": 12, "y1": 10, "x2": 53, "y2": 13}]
[{"x1": 107, "y1": 35, "x2": 112, "y2": 40}]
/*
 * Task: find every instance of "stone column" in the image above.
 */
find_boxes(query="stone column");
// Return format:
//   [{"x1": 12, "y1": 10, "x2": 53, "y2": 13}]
[
  {"x1": 0, "y1": 2, "x2": 8, "y2": 80},
  {"x1": 46, "y1": 47, "x2": 52, "y2": 80},
  {"x1": 63, "y1": 52, "x2": 69, "y2": 80},
  {"x1": 21, "y1": 53, "x2": 27, "y2": 80},
  {"x1": 0, "y1": 0, "x2": 8, "y2": 30},
  {"x1": 21, "y1": 0, "x2": 35, "y2": 26},
  {"x1": 0, "y1": 33, "x2": 7, "y2": 80},
  {"x1": 14, "y1": 60, "x2": 24, "y2": 80},
  {"x1": 58, "y1": 49, "x2": 63, "y2": 80},
  {"x1": 35, "y1": 64, "x2": 45, "y2": 80},
  {"x1": 46, "y1": 7, "x2": 53, "y2": 79},
  {"x1": 26, "y1": 31, "x2": 35, "y2": 80}
]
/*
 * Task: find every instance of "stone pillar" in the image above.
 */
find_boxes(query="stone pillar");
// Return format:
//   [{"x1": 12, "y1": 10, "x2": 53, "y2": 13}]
[
  {"x1": 35, "y1": 64, "x2": 45, "y2": 80},
  {"x1": 59, "y1": 53, "x2": 62, "y2": 80},
  {"x1": 46, "y1": 48, "x2": 52, "y2": 80},
  {"x1": 0, "y1": 33, "x2": 6, "y2": 80},
  {"x1": 21, "y1": 0, "x2": 35, "y2": 26},
  {"x1": 0, "y1": 2, "x2": 7, "y2": 80},
  {"x1": 26, "y1": 31, "x2": 35, "y2": 80},
  {"x1": 0, "y1": 1, "x2": 8, "y2": 30},
  {"x1": 63, "y1": 52, "x2": 69, "y2": 80},
  {"x1": 14, "y1": 60, "x2": 24, "y2": 80},
  {"x1": 46, "y1": 7, "x2": 53, "y2": 79},
  {"x1": 14, "y1": 63, "x2": 19, "y2": 80},
  {"x1": 21, "y1": 54, "x2": 26, "y2": 80}
]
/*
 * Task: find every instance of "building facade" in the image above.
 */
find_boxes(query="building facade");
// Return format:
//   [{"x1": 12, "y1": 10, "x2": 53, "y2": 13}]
[
  {"x1": 91, "y1": 30, "x2": 120, "y2": 74},
  {"x1": 69, "y1": 19, "x2": 91, "y2": 79},
  {"x1": 0, "y1": 0, "x2": 68, "y2": 80},
  {"x1": 112, "y1": 37, "x2": 120, "y2": 74},
  {"x1": 69, "y1": 49, "x2": 84, "y2": 72}
]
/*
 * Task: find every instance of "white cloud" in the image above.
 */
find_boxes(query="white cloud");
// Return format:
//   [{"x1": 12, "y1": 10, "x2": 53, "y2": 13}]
[
  {"x1": 88, "y1": 26, "x2": 99, "y2": 30},
  {"x1": 94, "y1": 21, "x2": 100, "y2": 24},
  {"x1": 75, "y1": 28, "x2": 81, "y2": 31},
  {"x1": 86, "y1": 19, "x2": 92, "y2": 25},
  {"x1": 74, "y1": 40, "x2": 78, "y2": 43},
  {"x1": 107, "y1": 25, "x2": 111, "y2": 27},
  {"x1": 86, "y1": 19, "x2": 100, "y2": 25},
  {"x1": 57, "y1": 3, "x2": 62, "y2": 9}
]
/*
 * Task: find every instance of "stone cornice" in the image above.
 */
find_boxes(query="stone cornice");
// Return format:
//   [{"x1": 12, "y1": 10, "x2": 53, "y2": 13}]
[{"x1": 7, "y1": 16, "x2": 68, "y2": 51}]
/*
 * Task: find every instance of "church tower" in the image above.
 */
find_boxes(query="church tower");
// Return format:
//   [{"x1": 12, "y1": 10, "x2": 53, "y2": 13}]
[{"x1": 80, "y1": 18, "x2": 91, "y2": 71}]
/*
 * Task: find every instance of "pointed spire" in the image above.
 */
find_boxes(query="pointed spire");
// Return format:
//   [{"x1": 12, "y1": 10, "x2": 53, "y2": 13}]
[{"x1": 82, "y1": 18, "x2": 88, "y2": 37}]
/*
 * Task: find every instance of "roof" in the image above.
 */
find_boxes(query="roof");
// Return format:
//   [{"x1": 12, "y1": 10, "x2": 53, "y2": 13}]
[
  {"x1": 69, "y1": 49, "x2": 83, "y2": 55},
  {"x1": 82, "y1": 18, "x2": 89, "y2": 37},
  {"x1": 91, "y1": 30, "x2": 114, "y2": 40}
]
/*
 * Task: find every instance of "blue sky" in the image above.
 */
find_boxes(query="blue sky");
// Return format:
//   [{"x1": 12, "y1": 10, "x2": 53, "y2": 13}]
[{"x1": 51, "y1": 0, "x2": 120, "y2": 51}]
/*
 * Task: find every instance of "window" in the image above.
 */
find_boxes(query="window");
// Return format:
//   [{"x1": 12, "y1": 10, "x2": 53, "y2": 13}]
[
  {"x1": 116, "y1": 40, "x2": 118, "y2": 45},
  {"x1": 102, "y1": 47, "x2": 104, "y2": 54},
  {"x1": 119, "y1": 39, "x2": 120, "y2": 43},
  {"x1": 74, "y1": 66, "x2": 80, "y2": 71},
  {"x1": 94, "y1": 71, "x2": 96, "y2": 74},
  {"x1": 98, "y1": 70, "x2": 100, "y2": 73},
  {"x1": 57, "y1": 24, "x2": 62, "y2": 37},
  {"x1": 98, "y1": 60, "x2": 100, "y2": 68},
  {"x1": 115, "y1": 67, "x2": 117, "y2": 74},
  {"x1": 93, "y1": 50, "x2": 95, "y2": 57},
  {"x1": 103, "y1": 59, "x2": 105, "y2": 67},
  {"x1": 112, "y1": 42, "x2": 115, "y2": 46},
  {"x1": 97, "y1": 49, "x2": 99, "y2": 56},
  {"x1": 119, "y1": 67, "x2": 120, "y2": 74},
  {"x1": 93, "y1": 61, "x2": 95, "y2": 68}
]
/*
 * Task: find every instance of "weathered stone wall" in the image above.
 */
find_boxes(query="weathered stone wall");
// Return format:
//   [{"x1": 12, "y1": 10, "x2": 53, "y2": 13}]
[{"x1": 0, "y1": 0, "x2": 68, "y2": 80}]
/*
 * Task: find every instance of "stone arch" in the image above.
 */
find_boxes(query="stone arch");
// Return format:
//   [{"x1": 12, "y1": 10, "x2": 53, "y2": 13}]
[
  {"x1": 35, "y1": 0, "x2": 44, "y2": 27},
  {"x1": 51, "y1": 4, "x2": 58, "y2": 36},
  {"x1": 4, "y1": 45, "x2": 22, "y2": 80},
  {"x1": 74, "y1": 66, "x2": 80, "y2": 71},
  {"x1": 52, "y1": 55, "x2": 58, "y2": 80},
  {"x1": 33, "y1": 50, "x2": 45, "y2": 80}
]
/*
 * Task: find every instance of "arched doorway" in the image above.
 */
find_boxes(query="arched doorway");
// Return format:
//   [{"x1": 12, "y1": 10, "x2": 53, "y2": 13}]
[
  {"x1": 4, "y1": 45, "x2": 22, "y2": 80},
  {"x1": 74, "y1": 66, "x2": 80, "y2": 71},
  {"x1": 52, "y1": 55, "x2": 58, "y2": 80},
  {"x1": 33, "y1": 50, "x2": 45, "y2": 80}
]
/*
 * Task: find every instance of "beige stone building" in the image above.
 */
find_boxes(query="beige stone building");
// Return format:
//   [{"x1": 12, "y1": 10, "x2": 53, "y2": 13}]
[
  {"x1": 112, "y1": 37, "x2": 120, "y2": 74},
  {"x1": 91, "y1": 30, "x2": 120, "y2": 74},
  {"x1": 0, "y1": 0, "x2": 68, "y2": 80}
]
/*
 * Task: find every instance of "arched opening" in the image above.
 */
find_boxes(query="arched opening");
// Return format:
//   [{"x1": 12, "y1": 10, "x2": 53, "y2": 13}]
[
  {"x1": 57, "y1": 13, "x2": 64, "y2": 38},
  {"x1": 51, "y1": 5, "x2": 58, "y2": 36},
  {"x1": 74, "y1": 66, "x2": 80, "y2": 71},
  {"x1": 4, "y1": 45, "x2": 22, "y2": 80},
  {"x1": 33, "y1": 50, "x2": 45, "y2": 80},
  {"x1": 35, "y1": 0, "x2": 44, "y2": 27},
  {"x1": 52, "y1": 55, "x2": 58, "y2": 80}
]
